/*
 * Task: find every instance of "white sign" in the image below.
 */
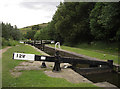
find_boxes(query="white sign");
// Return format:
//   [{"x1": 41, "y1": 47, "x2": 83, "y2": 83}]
[{"x1": 13, "y1": 53, "x2": 35, "y2": 61}]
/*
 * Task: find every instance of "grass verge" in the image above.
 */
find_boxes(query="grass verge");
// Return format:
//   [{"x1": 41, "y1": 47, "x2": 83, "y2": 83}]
[
  {"x1": 75, "y1": 42, "x2": 118, "y2": 55},
  {"x1": 2, "y1": 44, "x2": 99, "y2": 87},
  {"x1": 48, "y1": 44, "x2": 119, "y2": 64}
]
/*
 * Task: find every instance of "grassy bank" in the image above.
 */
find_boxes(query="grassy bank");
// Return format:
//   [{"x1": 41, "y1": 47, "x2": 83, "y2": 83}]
[
  {"x1": 2, "y1": 44, "x2": 98, "y2": 87},
  {"x1": 48, "y1": 43, "x2": 119, "y2": 64},
  {"x1": 74, "y1": 42, "x2": 118, "y2": 55}
]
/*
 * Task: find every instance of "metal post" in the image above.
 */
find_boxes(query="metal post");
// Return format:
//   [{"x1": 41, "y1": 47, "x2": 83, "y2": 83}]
[
  {"x1": 107, "y1": 60, "x2": 113, "y2": 68},
  {"x1": 42, "y1": 44, "x2": 45, "y2": 51},
  {"x1": 52, "y1": 51, "x2": 61, "y2": 72},
  {"x1": 55, "y1": 42, "x2": 61, "y2": 50},
  {"x1": 41, "y1": 40, "x2": 42, "y2": 50},
  {"x1": 41, "y1": 40, "x2": 47, "y2": 68},
  {"x1": 34, "y1": 40, "x2": 36, "y2": 46}
]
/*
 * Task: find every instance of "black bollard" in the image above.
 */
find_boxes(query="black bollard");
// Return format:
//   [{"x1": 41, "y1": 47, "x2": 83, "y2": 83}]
[
  {"x1": 52, "y1": 61, "x2": 61, "y2": 72},
  {"x1": 52, "y1": 51, "x2": 61, "y2": 72},
  {"x1": 41, "y1": 61, "x2": 47, "y2": 68}
]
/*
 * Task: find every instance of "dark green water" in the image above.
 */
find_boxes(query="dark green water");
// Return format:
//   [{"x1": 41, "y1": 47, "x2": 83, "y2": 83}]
[{"x1": 82, "y1": 72, "x2": 120, "y2": 88}]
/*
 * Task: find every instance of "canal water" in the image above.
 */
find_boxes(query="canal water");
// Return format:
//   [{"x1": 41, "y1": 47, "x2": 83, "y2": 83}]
[
  {"x1": 74, "y1": 68, "x2": 120, "y2": 88},
  {"x1": 35, "y1": 45, "x2": 120, "y2": 88},
  {"x1": 83, "y1": 72, "x2": 120, "y2": 88}
]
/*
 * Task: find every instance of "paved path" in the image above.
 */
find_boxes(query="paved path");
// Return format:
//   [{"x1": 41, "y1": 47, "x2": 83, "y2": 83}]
[
  {"x1": 44, "y1": 69, "x2": 92, "y2": 83},
  {"x1": 94, "y1": 82, "x2": 119, "y2": 89}
]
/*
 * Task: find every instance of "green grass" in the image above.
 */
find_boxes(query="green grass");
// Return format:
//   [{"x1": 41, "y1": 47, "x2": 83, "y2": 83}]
[
  {"x1": 48, "y1": 44, "x2": 119, "y2": 64},
  {"x1": 7, "y1": 70, "x2": 97, "y2": 87},
  {"x1": 0, "y1": 46, "x2": 3, "y2": 49},
  {"x1": 2, "y1": 44, "x2": 98, "y2": 87},
  {"x1": 75, "y1": 42, "x2": 118, "y2": 55},
  {"x1": 20, "y1": 23, "x2": 48, "y2": 34},
  {"x1": 1, "y1": 46, "x2": 6, "y2": 49},
  {"x1": 2, "y1": 38, "x2": 20, "y2": 46}
]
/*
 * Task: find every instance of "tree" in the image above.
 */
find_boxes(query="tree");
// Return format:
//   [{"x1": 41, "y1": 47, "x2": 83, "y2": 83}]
[
  {"x1": 32, "y1": 25, "x2": 40, "y2": 30},
  {"x1": 89, "y1": 2, "x2": 120, "y2": 42},
  {"x1": 2, "y1": 22, "x2": 22, "y2": 40},
  {"x1": 51, "y1": 2, "x2": 95, "y2": 44},
  {"x1": 24, "y1": 30, "x2": 36, "y2": 40}
]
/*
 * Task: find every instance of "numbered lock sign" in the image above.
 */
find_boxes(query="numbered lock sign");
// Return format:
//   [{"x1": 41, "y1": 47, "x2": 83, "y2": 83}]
[{"x1": 13, "y1": 53, "x2": 35, "y2": 61}]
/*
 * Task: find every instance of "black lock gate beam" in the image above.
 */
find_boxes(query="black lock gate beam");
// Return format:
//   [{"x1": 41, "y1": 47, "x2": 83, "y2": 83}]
[
  {"x1": 22, "y1": 40, "x2": 114, "y2": 72},
  {"x1": 13, "y1": 52, "x2": 113, "y2": 72},
  {"x1": 60, "y1": 57, "x2": 110, "y2": 65}
]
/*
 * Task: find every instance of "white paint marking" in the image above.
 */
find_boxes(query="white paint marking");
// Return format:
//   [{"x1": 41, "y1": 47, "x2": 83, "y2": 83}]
[
  {"x1": 41, "y1": 56, "x2": 46, "y2": 60},
  {"x1": 19, "y1": 41, "x2": 24, "y2": 44},
  {"x1": 51, "y1": 41, "x2": 55, "y2": 44}
]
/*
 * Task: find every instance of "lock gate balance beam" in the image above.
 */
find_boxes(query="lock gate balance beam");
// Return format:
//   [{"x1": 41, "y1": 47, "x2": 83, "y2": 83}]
[{"x1": 13, "y1": 52, "x2": 113, "y2": 72}]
